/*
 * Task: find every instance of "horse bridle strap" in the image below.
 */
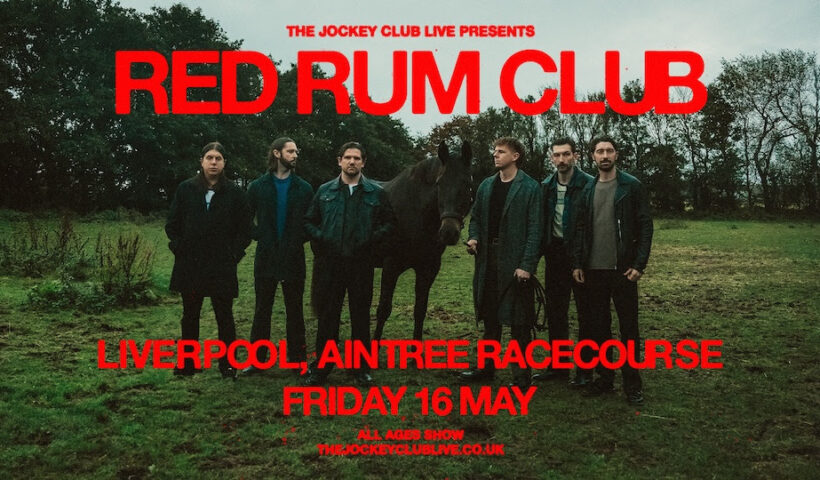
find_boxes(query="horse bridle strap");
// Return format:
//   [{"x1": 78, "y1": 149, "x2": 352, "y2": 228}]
[{"x1": 439, "y1": 211, "x2": 464, "y2": 228}]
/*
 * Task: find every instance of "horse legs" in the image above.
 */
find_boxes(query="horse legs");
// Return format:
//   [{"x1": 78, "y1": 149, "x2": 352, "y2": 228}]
[
  {"x1": 412, "y1": 260, "x2": 441, "y2": 341},
  {"x1": 373, "y1": 260, "x2": 403, "y2": 341}
]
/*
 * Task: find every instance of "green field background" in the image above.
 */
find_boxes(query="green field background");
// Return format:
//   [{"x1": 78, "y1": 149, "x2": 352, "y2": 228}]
[{"x1": 1, "y1": 216, "x2": 818, "y2": 479}]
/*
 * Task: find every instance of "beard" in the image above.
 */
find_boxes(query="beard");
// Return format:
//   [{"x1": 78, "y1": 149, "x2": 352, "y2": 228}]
[
  {"x1": 279, "y1": 158, "x2": 296, "y2": 170},
  {"x1": 596, "y1": 161, "x2": 614, "y2": 172},
  {"x1": 342, "y1": 166, "x2": 361, "y2": 178}
]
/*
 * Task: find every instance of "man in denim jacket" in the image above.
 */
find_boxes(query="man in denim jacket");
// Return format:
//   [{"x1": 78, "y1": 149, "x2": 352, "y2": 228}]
[{"x1": 304, "y1": 141, "x2": 394, "y2": 386}]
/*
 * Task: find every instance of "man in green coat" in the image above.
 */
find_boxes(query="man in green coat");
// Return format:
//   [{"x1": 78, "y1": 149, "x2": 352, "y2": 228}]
[
  {"x1": 461, "y1": 137, "x2": 543, "y2": 388},
  {"x1": 243, "y1": 137, "x2": 314, "y2": 375}
]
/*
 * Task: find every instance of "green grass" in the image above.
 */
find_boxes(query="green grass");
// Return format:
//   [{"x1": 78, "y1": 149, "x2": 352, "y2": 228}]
[{"x1": 1, "y1": 216, "x2": 818, "y2": 479}]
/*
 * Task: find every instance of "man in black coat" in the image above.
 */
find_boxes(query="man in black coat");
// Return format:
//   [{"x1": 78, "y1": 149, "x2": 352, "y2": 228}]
[
  {"x1": 166, "y1": 142, "x2": 251, "y2": 379},
  {"x1": 243, "y1": 137, "x2": 314, "y2": 375}
]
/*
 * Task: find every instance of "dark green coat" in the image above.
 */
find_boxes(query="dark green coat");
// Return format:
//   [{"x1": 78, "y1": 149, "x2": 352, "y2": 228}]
[
  {"x1": 304, "y1": 175, "x2": 394, "y2": 260},
  {"x1": 542, "y1": 165, "x2": 593, "y2": 255},
  {"x1": 166, "y1": 174, "x2": 251, "y2": 297},
  {"x1": 247, "y1": 172, "x2": 314, "y2": 281},
  {"x1": 572, "y1": 169, "x2": 653, "y2": 273},
  {"x1": 468, "y1": 169, "x2": 543, "y2": 324}
]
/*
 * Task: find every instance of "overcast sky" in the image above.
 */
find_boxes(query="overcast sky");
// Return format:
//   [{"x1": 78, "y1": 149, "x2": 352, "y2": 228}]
[{"x1": 118, "y1": 0, "x2": 820, "y2": 136}]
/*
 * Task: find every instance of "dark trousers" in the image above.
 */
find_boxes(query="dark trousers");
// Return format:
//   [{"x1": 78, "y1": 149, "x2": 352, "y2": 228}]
[
  {"x1": 180, "y1": 292, "x2": 236, "y2": 372},
  {"x1": 480, "y1": 245, "x2": 532, "y2": 382},
  {"x1": 248, "y1": 277, "x2": 307, "y2": 363},
  {"x1": 544, "y1": 241, "x2": 594, "y2": 371},
  {"x1": 311, "y1": 256, "x2": 374, "y2": 376},
  {"x1": 585, "y1": 269, "x2": 642, "y2": 392}
]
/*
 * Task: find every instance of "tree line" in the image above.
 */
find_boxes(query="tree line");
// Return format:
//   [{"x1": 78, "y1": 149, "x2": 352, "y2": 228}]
[
  {"x1": 1, "y1": 0, "x2": 418, "y2": 212},
  {"x1": 2, "y1": 0, "x2": 817, "y2": 214},
  {"x1": 424, "y1": 50, "x2": 819, "y2": 214}
]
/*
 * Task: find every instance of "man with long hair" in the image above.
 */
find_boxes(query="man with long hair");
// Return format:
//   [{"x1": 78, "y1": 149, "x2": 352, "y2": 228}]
[{"x1": 166, "y1": 142, "x2": 251, "y2": 379}]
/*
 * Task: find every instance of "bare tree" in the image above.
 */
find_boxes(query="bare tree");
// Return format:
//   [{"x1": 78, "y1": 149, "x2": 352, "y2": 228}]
[{"x1": 771, "y1": 50, "x2": 820, "y2": 211}]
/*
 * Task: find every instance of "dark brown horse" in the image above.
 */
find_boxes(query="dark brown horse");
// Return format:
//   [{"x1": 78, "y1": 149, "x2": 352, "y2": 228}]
[{"x1": 373, "y1": 141, "x2": 472, "y2": 341}]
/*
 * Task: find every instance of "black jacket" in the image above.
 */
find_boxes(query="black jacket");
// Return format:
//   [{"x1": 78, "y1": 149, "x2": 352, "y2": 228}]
[
  {"x1": 166, "y1": 174, "x2": 251, "y2": 297},
  {"x1": 304, "y1": 175, "x2": 394, "y2": 260},
  {"x1": 247, "y1": 172, "x2": 314, "y2": 281},
  {"x1": 572, "y1": 169, "x2": 653, "y2": 273}
]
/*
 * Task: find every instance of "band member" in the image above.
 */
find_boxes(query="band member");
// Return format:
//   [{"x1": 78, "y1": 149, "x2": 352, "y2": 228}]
[
  {"x1": 533, "y1": 138, "x2": 594, "y2": 386},
  {"x1": 461, "y1": 137, "x2": 542, "y2": 388},
  {"x1": 244, "y1": 137, "x2": 314, "y2": 375},
  {"x1": 166, "y1": 142, "x2": 251, "y2": 379},
  {"x1": 303, "y1": 141, "x2": 395, "y2": 386},
  {"x1": 572, "y1": 135, "x2": 653, "y2": 405}
]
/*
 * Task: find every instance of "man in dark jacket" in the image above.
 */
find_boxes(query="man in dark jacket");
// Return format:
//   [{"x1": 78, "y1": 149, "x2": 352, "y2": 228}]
[
  {"x1": 243, "y1": 137, "x2": 314, "y2": 375},
  {"x1": 166, "y1": 142, "x2": 251, "y2": 379},
  {"x1": 303, "y1": 141, "x2": 395, "y2": 386},
  {"x1": 533, "y1": 138, "x2": 594, "y2": 385},
  {"x1": 572, "y1": 135, "x2": 653, "y2": 405},
  {"x1": 461, "y1": 137, "x2": 543, "y2": 388}
]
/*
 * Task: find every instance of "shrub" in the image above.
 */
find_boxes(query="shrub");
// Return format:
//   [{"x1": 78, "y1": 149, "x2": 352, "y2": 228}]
[
  {"x1": 94, "y1": 232, "x2": 157, "y2": 306},
  {"x1": 26, "y1": 279, "x2": 113, "y2": 314},
  {"x1": 0, "y1": 214, "x2": 91, "y2": 277}
]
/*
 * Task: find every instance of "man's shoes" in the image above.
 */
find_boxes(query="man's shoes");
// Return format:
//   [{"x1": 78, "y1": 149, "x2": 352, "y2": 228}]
[
  {"x1": 508, "y1": 378, "x2": 532, "y2": 389},
  {"x1": 458, "y1": 368, "x2": 495, "y2": 382},
  {"x1": 355, "y1": 372, "x2": 373, "y2": 387},
  {"x1": 173, "y1": 367, "x2": 203, "y2": 376},
  {"x1": 303, "y1": 370, "x2": 327, "y2": 386},
  {"x1": 242, "y1": 365, "x2": 265, "y2": 376},
  {"x1": 626, "y1": 390, "x2": 644, "y2": 405},
  {"x1": 569, "y1": 372, "x2": 594, "y2": 388},
  {"x1": 582, "y1": 380, "x2": 615, "y2": 397},
  {"x1": 220, "y1": 367, "x2": 238, "y2": 380},
  {"x1": 532, "y1": 369, "x2": 570, "y2": 382}
]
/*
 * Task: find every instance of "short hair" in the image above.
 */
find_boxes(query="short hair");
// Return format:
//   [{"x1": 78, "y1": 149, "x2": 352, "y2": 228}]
[
  {"x1": 493, "y1": 136, "x2": 526, "y2": 163},
  {"x1": 337, "y1": 141, "x2": 366, "y2": 160},
  {"x1": 550, "y1": 137, "x2": 577, "y2": 153},
  {"x1": 201, "y1": 141, "x2": 225, "y2": 158},
  {"x1": 268, "y1": 136, "x2": 295, "y2": 169},
  {"x1": 589, "y1": 135, "x2": 619, "y2": 154}
]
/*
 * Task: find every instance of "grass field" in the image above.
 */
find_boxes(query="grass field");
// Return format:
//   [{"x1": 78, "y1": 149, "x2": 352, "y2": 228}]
[{"x1": 1, "y1": 214, "x2": 818, "y2": 479}]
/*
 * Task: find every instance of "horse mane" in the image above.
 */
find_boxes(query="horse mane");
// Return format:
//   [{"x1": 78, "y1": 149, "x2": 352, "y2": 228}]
[{"x1": 408, "y1": 156, "x2": 442, "y2": 185}]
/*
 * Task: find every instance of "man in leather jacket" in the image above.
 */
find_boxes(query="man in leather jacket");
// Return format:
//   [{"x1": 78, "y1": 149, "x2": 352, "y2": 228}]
[{"x1": 572, "y1": 135, "x2": 653, "y2": 405}]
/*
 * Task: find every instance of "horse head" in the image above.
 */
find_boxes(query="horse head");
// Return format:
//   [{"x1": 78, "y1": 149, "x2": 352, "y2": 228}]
[{"x1": 435, "y1": 141, "x2": 473, "y2": 246}]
